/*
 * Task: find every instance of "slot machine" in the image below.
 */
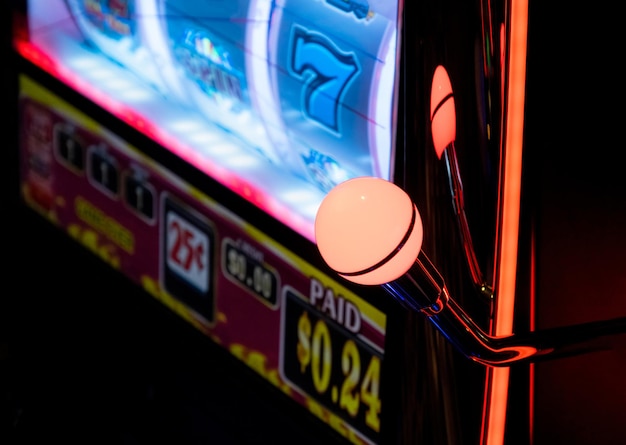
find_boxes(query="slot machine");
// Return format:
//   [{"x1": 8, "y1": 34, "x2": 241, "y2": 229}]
[{"x1": 7, "y1": 0, "x2": 626, "y2": 444}]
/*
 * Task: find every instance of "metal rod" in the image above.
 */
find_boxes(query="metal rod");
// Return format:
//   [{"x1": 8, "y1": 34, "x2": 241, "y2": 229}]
[{"x1": 384, "y1": 251, "x2": 626, "y2": 367}]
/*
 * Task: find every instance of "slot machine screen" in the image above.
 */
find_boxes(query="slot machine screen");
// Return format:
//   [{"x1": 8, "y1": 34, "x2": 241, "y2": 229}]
[{"x1": 20, "y1": 0, "x2": 402, "y2": 241}]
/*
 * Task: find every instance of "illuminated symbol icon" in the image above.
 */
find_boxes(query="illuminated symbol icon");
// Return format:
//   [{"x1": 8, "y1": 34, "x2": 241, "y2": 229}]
[
  {"x1": 301, "y1": 148, "x2": 352, "y2": 193},
  {"x1": 82, "y1": 0, "x2": 134, "y2": 38},
  {"x1": 315, "y1": 177, "x2": 423, "y2": 285},
  {"x1": 178, "y1": 28, "x2": 243, "y2": 102},
  {"x1": 89, "y1": 145, "x2": 119, "y2": 197},
  {"x1": 55, "y1": 126, "x2": 85, "y2": 172},
  {"x1": 162, "y1": 196, "x2": 215, "y2": 322},
  {"x1": 184, "y1": 29, "x2": 231, "y2": 68},
  {"x1": 124, "y1": 167, "x2": 155, "y2": 221},
  {"x1": 290, "y1": 26, "x2": 360, "y2": 133},
  {"x1": 166, "y1": 211, "x2": 209, "y2": 292},
  {"x1": 332, "y1": 386, "x2": 338, "y2": 403},
  {"x1": 326, "y1": 0, "x2": 374, "y2": 20}
]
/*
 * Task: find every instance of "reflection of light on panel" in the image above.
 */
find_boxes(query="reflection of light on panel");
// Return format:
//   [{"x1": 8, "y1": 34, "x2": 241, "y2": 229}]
[
  {"x1": 66, "y1": 56, "x2": 109, "y2": 78},
  {"x1": 235, "y1": 111, "x2": 252, "y2": 126},
  {"x1": 205, "y1": 143, "x2": 240, "y2": 157},
  {"x1": 186, "y1": 131, "x2": 222, "y2": 146},
  {"x1": 281, "y1": 190, "x2": 323, "y2": 221},
  {"x1": 252, "y1": 123, "x2": 268, "y2": 137},
  {"x1": 168, "y1": 120, "x2": 206, "y2": 133},
  {"x1": 102, "y1": 76, "x2": 139, "y2": 91},
  {"x1": 247, "y1": 0, "x2": 298, "y2": 173},
  {"x1": 218, "y1": 98, "x2": 236, "y2": 113},
  {"x1": 230, "y1": 109, "x2": 271, "y2": 154},
  {"x1": 281, "y1": 189, "x2": 320, "y2": 204},
  {"x1": 68, "y1": 57, "x2": 103, "y2": 71},
  {"x1": 223, "y1": 155, "x2": 261, "y2": 169},
  {"x1": 115, "y1": 85, "x2": 154, "y2": 101},
  {"x1": 373, "y1": 26, "x2": 396, "y2": 180},
  {"x1": 141, "y1": 0, "x2": 188, "y2": 102},
  {"x1": 67, "y1": 57, "x2": 153, "y2": 101},
  {"x1": 300, "y1": 203, "x2": 323, "y2": 221}
]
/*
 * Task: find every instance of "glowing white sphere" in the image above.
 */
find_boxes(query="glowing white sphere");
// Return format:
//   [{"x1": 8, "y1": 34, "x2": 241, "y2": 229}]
[{"x1": 315, "y1": 177, "x2": 423, "y2": 285}]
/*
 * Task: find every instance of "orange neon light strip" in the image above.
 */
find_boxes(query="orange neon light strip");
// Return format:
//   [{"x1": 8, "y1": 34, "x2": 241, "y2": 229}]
[
  {"x1": 483, "y1": 0, "x2": 529, "y2": 444},
  {"x1": 496, "y1": 0, "x2": 527, "y2": 336}
]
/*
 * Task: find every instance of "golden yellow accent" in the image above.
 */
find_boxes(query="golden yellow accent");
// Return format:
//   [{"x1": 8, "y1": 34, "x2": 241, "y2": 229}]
[
  {"x1": 75, "y1": 196, "x2": 134, "y2": 254},
  {"x1": 229, "y1": 343, "x2": 292, "y2": 396},
  {"x1": 66, "y1": 224, "x2": 121, "y2": 270},
  {"x1": 20, "y1": 76, "x2": 105, "y2": 135},
  {"x1": 306, "y1": 398, "x2": 367, "y2": 445},
  {"x1": 21, "y1": 183, "x2": 58, "y2": 224}
]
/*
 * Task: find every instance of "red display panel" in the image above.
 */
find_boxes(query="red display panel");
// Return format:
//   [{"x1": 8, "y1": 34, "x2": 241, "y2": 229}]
[{"x1": 19, "y1": 74, "x2": 389, "y2": 444}]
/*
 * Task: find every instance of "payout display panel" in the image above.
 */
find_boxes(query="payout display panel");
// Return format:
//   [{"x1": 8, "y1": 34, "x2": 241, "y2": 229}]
[
  {"x1": 19, "y1": 0, "x2": 402, "y2": 242},
  {"x1": 15, "y1": 1, "x2": 402, "y2": 443},
  {"x1": 18, "y1": 74, "x2": 388, "y2": 445}
]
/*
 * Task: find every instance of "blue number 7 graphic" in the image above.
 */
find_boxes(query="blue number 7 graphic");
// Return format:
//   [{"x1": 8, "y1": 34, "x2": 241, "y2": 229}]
[{"x1": 289, "y1": 26, "x2": 360, "y2": 133}]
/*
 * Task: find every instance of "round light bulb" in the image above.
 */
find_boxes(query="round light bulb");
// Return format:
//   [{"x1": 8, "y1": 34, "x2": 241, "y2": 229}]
[
  {"x1": 430, "y1": 65, "x2": 456, "y2": 159},
  {"x1": 315, "y1": 176, "x2": 423, "y2": 285}
]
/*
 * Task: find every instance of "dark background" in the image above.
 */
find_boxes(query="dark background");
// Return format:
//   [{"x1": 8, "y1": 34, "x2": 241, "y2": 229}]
[{"x1": 524, "y1": 4, "x2": 626, "y2": 444}]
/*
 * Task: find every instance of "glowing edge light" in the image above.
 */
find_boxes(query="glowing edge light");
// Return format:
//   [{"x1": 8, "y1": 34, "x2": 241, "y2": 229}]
[
  {"x1": 482, "y1": 1, "x2": 529, "y2": 445},
  {"x1": 370, "y1": 23, "x2": 397, "y2": 180}
]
